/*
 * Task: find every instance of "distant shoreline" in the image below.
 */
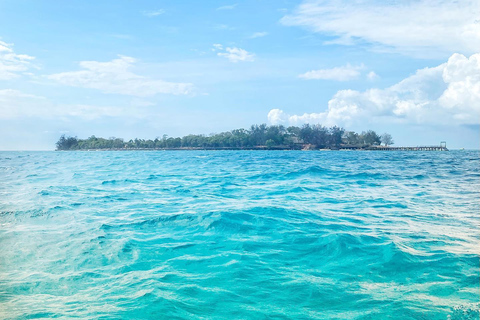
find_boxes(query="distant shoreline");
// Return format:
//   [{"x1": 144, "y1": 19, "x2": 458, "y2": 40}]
[
  {"x1": 56, "y1": 145, "x2": 449, "y2": 151},
  {"x1": 55, "y1": 124, "x2": 448, "y2": 151}
]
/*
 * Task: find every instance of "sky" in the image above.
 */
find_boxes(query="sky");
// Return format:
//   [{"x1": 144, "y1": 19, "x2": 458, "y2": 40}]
[{"x1": 0, "y1": 0, "x2": 479, "y2": 150}]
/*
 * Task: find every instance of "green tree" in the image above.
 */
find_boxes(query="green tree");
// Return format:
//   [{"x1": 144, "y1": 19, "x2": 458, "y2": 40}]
[
  {"x1": 343, "y1": 131, "x2": 359, "y2": 145},
  {"x1": 265, "y1": 139, "x2": 275, "y2": 149},
  {"x1": 361, "y1": 130, "x2": 381, "y2": 145},
  {"x1": 329, "y1": 126, "x2": 345, "y2": 146},
  {"x1": 381, "y1": 133, "x2": 394, "y2": 146},
  {"x1": 55, "y1": 135, "x2": 78, "y2": 150}
]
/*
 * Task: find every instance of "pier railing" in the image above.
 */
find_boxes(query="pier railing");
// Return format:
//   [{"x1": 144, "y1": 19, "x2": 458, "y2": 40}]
[{"x1": 367, "y1": 145, "x2": 448, "y2": 151}]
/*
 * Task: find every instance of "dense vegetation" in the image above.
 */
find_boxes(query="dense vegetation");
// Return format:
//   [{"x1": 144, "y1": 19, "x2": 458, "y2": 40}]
[{"x1": 56, "y1": 124, "x2": 393, "y2": 150}]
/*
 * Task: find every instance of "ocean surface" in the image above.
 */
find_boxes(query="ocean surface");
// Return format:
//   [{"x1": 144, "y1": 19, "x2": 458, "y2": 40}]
[{"x1": 0, "y1": 150, "x2": 479, "y2": 320}]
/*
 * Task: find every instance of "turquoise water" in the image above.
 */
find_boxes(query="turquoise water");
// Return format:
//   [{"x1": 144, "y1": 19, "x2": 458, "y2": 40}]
[{"x1": 0, "y1": 151, "x2": 479, "y2": 319}]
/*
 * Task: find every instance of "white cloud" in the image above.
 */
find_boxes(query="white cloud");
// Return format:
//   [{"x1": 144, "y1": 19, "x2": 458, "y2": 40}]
[
  {"x1": 142, "y1": 9, "x2": 165, "y2": 17},
  {"x1": 269, "y1": 53, "x2": 480, "y2": 127},
  {"x1": 281, "y1": 0, "x2": 480, "y2": 57},
  {"x1": 367, "y1": 71, "x2": 379, "y2": 81},
  {"x1": 250, "y1": 32, "x2": 269, "y2": 39},
  {"x1": 212, "y1": 43, "x2": 223, "y2": 51},
  {"x1": 0, "y1": 41, "x2": 35, "y2": 80},
  {"x1": 217, "y1": 4, "x2": 237, "y2": 10},
  {"x1": 299, "y1": 64, "x2": 364, "y2": 81},
  {"x1": 0, "y1": 89, "x2": 149, "y2": 120},
  {"x1": 47, "y1": 56, "x2": 194, "y2": 97},
  {"x1": 217, "y1": 47, "x2": 255, "y2": 63},
  {"x1": 267, "y1": 109, "x2": 288, "y2": 124}
]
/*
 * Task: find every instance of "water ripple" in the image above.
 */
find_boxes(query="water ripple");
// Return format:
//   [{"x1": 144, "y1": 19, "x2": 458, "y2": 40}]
[{"x1": 0, "y1": 150, "x2": 479, "y2": 319}]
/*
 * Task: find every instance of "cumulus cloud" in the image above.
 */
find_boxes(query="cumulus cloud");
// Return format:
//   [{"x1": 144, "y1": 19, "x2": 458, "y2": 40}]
[
  {"x1": 0, "y1": 89, "x2": 147, "y2": 120},
  {"x1": 47, "y1": 56, "x2": 193, "y2": 97},
  {"x1": 268, "y1": 53, "x2": 480, "y2": 127},
  {"x1": 299, "y1": 64, "x2": 364, "y2": 81},
  {"x1": 267, "y1": 109, "x2": 288, "y2": 124},
  {"x1": 217, "y1": 47, "x2": 255, "y2": 63},
  {"x1": 0, "y1": 41, "x2": 35, "y2": 80},
  {"x1": 281, "y1": 0, "x2": 480, "y2": 56}
]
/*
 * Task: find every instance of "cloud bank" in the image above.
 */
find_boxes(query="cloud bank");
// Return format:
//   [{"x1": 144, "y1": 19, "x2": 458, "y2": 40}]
[
  {"x1": 47, "y1": 56, "x2": 193, "y2": 97},
  {"x1": 0, "y1": 89, "x2": 150, "y2": 120},
  {"x1": 0, "y1": 41, "x2": 35, "y2": 80},
  {"x1": 269, "y1": 53, "x2": 480, "y2": 127},
  {"x1": 281, "y1": 0, "x2": 480, "y2": 56}
]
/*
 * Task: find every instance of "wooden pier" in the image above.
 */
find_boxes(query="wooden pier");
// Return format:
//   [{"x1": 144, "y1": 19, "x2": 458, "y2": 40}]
[
  {"x1": 367, "y1": 141, "x2": 448, "y2": 151},
  {"x1": 369, "y1": 146, "x2": 448, "y2": 151}
]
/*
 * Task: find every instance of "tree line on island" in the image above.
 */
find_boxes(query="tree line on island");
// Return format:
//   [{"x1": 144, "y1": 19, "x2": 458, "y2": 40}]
[{"x1": 56, "y1": 124, "x2": 394, "y2": 150}]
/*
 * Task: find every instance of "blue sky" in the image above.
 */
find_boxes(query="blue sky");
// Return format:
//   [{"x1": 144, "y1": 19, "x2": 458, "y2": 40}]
[{"x1": 0, "y1": 0, "x2": 479, "y2": 150}]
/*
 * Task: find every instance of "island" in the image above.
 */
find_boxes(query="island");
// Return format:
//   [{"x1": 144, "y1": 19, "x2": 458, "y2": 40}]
[{"x1": 55, "y1": 124, "x2": 446, "y2": 151}]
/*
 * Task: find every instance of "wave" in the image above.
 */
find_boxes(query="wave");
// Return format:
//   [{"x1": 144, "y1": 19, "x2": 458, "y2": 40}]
[{"x1": 1, "y1": 150, "x2": 478, "y2": 319}]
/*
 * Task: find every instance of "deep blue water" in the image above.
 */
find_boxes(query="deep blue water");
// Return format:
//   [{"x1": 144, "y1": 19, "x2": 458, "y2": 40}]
[{"x1": 0, "y1": 150, "x2": 479, "y2": 319}]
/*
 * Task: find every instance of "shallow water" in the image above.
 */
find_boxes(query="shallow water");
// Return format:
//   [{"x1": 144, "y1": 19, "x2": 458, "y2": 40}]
[{"x1": 0, "y1": 150, "x2": 479, "y2": 319}]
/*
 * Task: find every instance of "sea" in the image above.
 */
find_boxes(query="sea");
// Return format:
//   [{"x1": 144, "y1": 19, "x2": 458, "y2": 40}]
[{"x1": 0, "y1": 150, "x2": 479, "y2": 320}]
